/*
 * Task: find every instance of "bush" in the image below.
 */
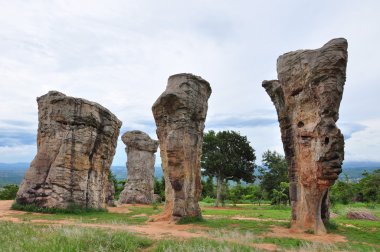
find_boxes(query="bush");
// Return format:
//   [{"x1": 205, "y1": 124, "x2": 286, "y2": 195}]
[
  {"x1": 346, "y1": 210, "x2": 378, "y2": 221},
  {"x1": 201, "y1": 196, "x2": 215, "y2": 204},
  {"x1": 0, "y1": 184, "x2": 19, "y2": 200},
  {"x1": 176, "y1": 216, "x2": 205, "y2": 224}
]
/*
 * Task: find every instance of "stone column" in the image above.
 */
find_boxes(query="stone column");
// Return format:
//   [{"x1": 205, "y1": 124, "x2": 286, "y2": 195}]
[
  {"x1": 118, "y1": 130, "x2": 159, "y2": 204},
  {"x1": 16, "y1": 91, "x2": 122, "y2": 209},
  {"x1": 152, "y1": 73, "x2": 212, "y2": 220},
  {"x1": 262, "y1": 38, "x2": 347, "y2": 234}
]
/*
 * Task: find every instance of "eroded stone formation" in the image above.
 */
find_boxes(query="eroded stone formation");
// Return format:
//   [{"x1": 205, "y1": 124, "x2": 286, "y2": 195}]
[
  {"x1": 262, "y1": 38, "x2": 347, "y2": 234},
  {"x1": 152, "y1": 73, "x2": 211, "y2": 220},
  {"x1": 16, "y1": 91, "x2": 122, "y2": 209},
  {"x1": 118, "y1": 130, "x2": 159, "y2": 204}
]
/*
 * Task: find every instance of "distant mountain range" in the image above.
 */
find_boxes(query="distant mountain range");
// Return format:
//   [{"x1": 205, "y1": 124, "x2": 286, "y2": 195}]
[
  {"x1": 0, "y1": 162, "x2": 164, "y2": 187},
  {"x1": 111, "y1": 166, "x2": 163, "y2": 180},
  {"x1": 0, "y1": 161, "x2": 379, "y2": 187}
]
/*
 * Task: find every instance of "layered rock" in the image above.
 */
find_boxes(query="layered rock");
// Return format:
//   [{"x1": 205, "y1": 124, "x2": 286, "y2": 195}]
[
  {"x1": 118, "y1": 130, "x2": 159, "y2": 204},
  {"x1": 152, "y1": 73, "x2": 211, "y2": 220},
  {"x1": 262, "y1": 38, "x2": 347, "y2": 234},
  {"x1": 16, "y1": 91, "x2": 122, "y2": 209}
]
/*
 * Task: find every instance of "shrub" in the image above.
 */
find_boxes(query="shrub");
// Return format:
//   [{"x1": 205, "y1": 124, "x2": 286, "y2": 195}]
[
  {"x1": 0, "y1": 184, "x2": 19, "y2": 200},
  {"x1": 201, "y1": 196, "x2": 215, "y2": 204},
  {"x1": 176, "y1": 216, "x2": 205, "y2": 225}
]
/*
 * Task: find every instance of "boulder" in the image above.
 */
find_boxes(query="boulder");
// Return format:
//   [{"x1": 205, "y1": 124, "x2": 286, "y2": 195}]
[
  {"x1": 16, "y1": 91, "x2": 122, "y2": 209},
  {"x1": 347, "y1": 210, "x2": 378, "y2": 221},
  {"x1": 118, "y1": 130, "x2": 159, "y2": 204},
  {"x1": 152, "y1": 73, "x2": 211, "y2": 220},
  {"x1": 262, "y1": 38, "x2": 348, "y2": 234}
]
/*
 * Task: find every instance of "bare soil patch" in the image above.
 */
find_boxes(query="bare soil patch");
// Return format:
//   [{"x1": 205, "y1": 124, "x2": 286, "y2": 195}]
[
  {"x1": 0, "y1": 200, "x2": 348, "y2": 250},
  {"x1": 0, "y1": 200, "x2": 29, "y2": 217}
]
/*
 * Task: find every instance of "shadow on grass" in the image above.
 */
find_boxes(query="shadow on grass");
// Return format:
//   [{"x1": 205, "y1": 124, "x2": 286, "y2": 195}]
[{"x1": 176, "y1": 216, "x2": 205, "y2": 225}]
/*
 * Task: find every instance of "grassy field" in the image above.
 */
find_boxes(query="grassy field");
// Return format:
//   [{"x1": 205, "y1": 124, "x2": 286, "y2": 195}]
[{"x1": 0, "y1": 201, "x2": 379, "y2": 252}]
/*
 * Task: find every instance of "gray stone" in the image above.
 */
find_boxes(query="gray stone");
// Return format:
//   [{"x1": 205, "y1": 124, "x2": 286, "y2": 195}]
[
  {"x1": 263, "y1": 38, "x2": 348, "y2": 234},
  {"x1": 118, "y1": 130, "x2": 158, "y2": 204},
  {"x1": 16, "y1": 91, "x2": 122, "y2": 209},
  {"x1": 152, "y1": 73, "x2": 211, "y2": 220}
]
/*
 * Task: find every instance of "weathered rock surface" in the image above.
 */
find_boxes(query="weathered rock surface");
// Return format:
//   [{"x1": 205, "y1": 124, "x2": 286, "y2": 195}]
[
  {"x1": 347, "y1": 210, "x2": 379, "y2": 221},
  {"x1": 118, "y1": 130, "x2": 158, "y2": 204},
  {"x1": 16, "y1": 91, "x2": 122, "y2": 209},
  {"x1": 262, "y1": 38, "x2": 348, "y2": 234},
  {"x1": 152, "y1": 73, "x2": 211, "y2": 220}
]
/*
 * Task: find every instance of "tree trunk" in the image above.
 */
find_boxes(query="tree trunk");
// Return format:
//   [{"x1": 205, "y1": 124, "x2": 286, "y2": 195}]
[{"x1": 215, "y1": 175, "x2": 222, "y2": 207}]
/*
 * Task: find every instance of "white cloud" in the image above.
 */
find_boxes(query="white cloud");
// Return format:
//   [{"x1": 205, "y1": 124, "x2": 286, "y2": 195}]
[
  {"x1": 0, "y1": 145, "x2": 36, "y2": 163},
  {"x1": 0, "y1": 0, "x2": 379, "y2": 164},
  {"x1": 345, "y1": 119, "x2": 380, "y2": 161}
]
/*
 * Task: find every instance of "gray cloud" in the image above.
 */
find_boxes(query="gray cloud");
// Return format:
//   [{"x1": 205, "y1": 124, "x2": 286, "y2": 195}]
[
  {"x1": 0, "y1": 130, "x2": 36, "y2": 147},
  {"x1": 338, "y1": 122, "x2": 367, "y2": 140},
  {"x1": 206, "y1": 117, "x2": 277, "y2": 128},
  {"x1": 0, "y1": 1, "x2": 379, "y2": 163}
]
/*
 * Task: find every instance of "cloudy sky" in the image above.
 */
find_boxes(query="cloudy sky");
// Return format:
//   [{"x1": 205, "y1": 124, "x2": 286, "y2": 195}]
[{"x1": 0, "y1": 0, "x2": 379, "y2": 166}]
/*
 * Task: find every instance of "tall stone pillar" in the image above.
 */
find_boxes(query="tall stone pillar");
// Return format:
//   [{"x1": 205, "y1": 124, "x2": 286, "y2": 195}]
[
  {"x1": 119, "y1": 130, "x2": 159, "y2": 204},
  {"x1": 262, "y1": 38, "x2": 347, "y2": 234},
  {"x1": 16, "y1": 91, "x2": 121, "y2": 209},
  {"x1": 152, "y1": 73, "x2": 212, "y2": 220}
]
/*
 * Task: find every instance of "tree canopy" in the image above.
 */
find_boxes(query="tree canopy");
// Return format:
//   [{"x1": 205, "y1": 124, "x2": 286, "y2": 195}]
[
  {"x1": 201, "y1": 130, "x2": 256, "y2": 206},
  {"x1": 202, "y1": 130, "x2": 256, "y2": 182},
  {"x1": 259, "y1": 150, "x2": 288, "y2": 200}
]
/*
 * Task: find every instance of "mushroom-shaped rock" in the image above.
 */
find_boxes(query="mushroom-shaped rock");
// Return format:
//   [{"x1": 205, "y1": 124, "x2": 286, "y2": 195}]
[
  {"x1": 16, "y1": 91, "x2": 122, "y2": 209},
  {"x1": 262, "y1": 38, "x2": 348, "y2": 234},
  {"x1": 119, "y1": 130, "x2": 159, "y2": 204},
  {"x1": 152, "y1": 73, "x2": 212, "y2": 220}
]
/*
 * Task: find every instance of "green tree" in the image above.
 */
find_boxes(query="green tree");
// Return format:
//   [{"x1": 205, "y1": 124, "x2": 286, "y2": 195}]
[
  {"x1": 259, "y1": 150, "x2": 288, "y2": 201},
  {"x1": 330, "y1": 174, "x2": 354, "y2": 205},
  {"x1": 201, "y1": 176, "x2": 215, "y2": 198},
  {"x1": 357, "y1": 169, "x2": 380, "y2": 203},
  {"x1": 330, "y1": 174, "x2": 355, "y2": 205},
  {"x1": 0, "y1": 184, "x2": 19, "y2": 200},
  {"x1": 229, "y1": 182, "x2": 244, "y2": 206},
  {"x1": 271, "y1": 182, "x2": 289, "y2": 205},
  {"x1": 154, "y1": 176, "x2": 165, "y2": 201},
  {"x1": 202, "y1": 130, "x2": 256, "y2": 207}
]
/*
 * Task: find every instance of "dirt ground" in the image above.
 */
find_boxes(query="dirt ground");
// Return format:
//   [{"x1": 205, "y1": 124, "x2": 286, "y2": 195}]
[{"x1": 0, "y1": 200, "x2": 347, "y2": 251}]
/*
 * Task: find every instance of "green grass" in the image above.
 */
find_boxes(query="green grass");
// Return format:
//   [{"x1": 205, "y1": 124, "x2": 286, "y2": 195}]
[
  {"x1": 328, "y1": 203, "x2": 380, "y2": 248},
  {"x1": 0, "y1": 221, "x2": 152, "y2": 252},
  {"x1": 176, "y1": 216, "x2": 205, "y2": 224},
  {"x1": 4, "y1": 201, "x2": 380, "y2": 251},
  {"x1": 206, "y1": 228, "x2": 310, "y2": 249},
  {"x1": 261, "y1": 237, "x2": 309, "y2": 249},
  {"x1": 153, "y1": 238, "x2": 257, "y2": 252},
  {"x1": 11, "y1": 202, "x2": 107, "y2": 214},
  {"x1": 201, "y1": 204, "x2": 291, "y2": 220},
  {"x1": 332, "y1": 202, "x2": 380, "y2": 217},
  {"x1": 200, "y1": 218, "x2": 283, "y2": 235},
  {"x1": 12, "y1": 204, "x2": 162, "y2": 225},
  {"x1": 334, "y1": 223, "x2": 380, "y2": 246}
]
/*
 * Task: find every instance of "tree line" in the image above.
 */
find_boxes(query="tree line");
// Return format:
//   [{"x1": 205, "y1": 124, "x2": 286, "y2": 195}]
[
  {"x1": 2, "y1": 130, "x2": 379, "y2": 206},
  {"x1": 154, "y1": 130, "x2": 380, "y2": 206}
]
